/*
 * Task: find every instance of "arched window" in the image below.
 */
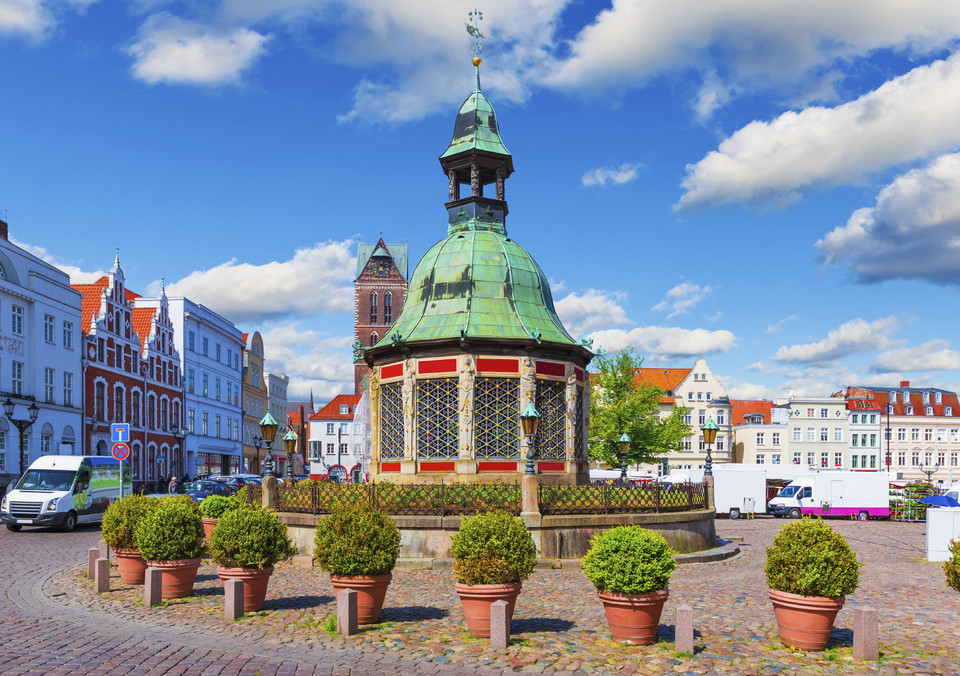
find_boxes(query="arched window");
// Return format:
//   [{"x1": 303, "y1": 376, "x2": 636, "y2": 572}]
[
  {"x1": 114, "y1": 385, "x2": 125, "y2": 422},
  {"x1": 160, "y1": 398, "x2": 169, "y2": 431},
  {"x1": 95, "y1": 382, "x2": 106, "y2": 421},
  {"x1": 384, "y1": 292, "x2": 392, "y2": 323},
  {"x1": 40, "y1": 423, "x2": 54, "y2": 454},
  {"x1": 369, "y1": 292, "x2": 378, "y2": 324},
  {"x1": 370, "y1": 332, "x2": 379, "y2": 346},
  {"x1": 132, "y1": 390, "x2": 141, "y2": 427},
  {"x1": 131, "y1": 443, "x2": 142, "y2": 479},
  {"x1": 147, "y1": 445, "x2": 156, "y2": 480},
  {"x1": 147, "y1": 394, "x2": 156, "y2": 429}
]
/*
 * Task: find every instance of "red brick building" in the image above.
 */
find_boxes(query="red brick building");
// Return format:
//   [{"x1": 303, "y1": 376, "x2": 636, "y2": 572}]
[
  {"x1": 72, "y1": 256, "x2": 184, "y2": 490},
  {"x1": 354, "y1": 239, "x2": 407, "y2": 393}
]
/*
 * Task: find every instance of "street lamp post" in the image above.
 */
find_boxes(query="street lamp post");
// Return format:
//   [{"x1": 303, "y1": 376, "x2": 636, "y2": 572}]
[
  {"x1": 3, "y1": 397, "x2": 40, "y2": 475},
  {"x1": 919, "y1": 462, "x2": 941, "y2": 484},
  {"x1": 617, "y1": 433, "x2": 631, "y2": 485},
  {"x1": 170, "y1": 422, "x2": 186, "y2": 481},
  {"x1": 253, "y1": 436, "x2": 263, "y2": 475},
  {"x1": 701, "y1": 417, "x2": 718, "y2": 477},
  {"x1": 885, "y1": 405, "x2": 892, "y2": 475},
  {"x1": 282, "y1": 428, "x2": 297, "y2": 481},
  {"x1": 520, "y1": 403, "x2": 541, "y2": 476},
  {"x1": 258, "y1": 412, "x2": 279, "y2": 478}
]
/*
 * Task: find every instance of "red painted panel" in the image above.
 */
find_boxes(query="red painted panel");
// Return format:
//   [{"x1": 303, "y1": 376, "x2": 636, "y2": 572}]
[
  {"x1": 478, "y1": 461, "x2": 518, "y2": 472},
  {"x1": 419, "y1": 461, "x2": 456, "y2": 471},
  {"x1": 380, "y1": 363, "x2": 403, "y2": 380},
  {"x1": 379, "y1": 462, "x2": 401, "y2": 472},
  {"x1": 536, "y1": 361, "x2": 566, "y2": 377},
  {"x1": 477, "y1": 358, "x2": 519, "y2": 374},
  {"x1": 538, "y1": 461, "x2": 565, "y2": 472},
  {"x1": 418, "y1": 358, "x2": 458, "y2": 375},
  {"x1": 577, "y1": 463, "x2": 585, "y2": 473},
  {"x1": 575, "y1": 368, "x2": 585, "y2": 383}
]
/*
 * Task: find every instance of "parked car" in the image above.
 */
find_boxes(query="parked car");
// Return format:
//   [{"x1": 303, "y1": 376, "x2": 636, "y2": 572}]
[
  {"x1": 181, "y1": 480, "x2": 233, "y2": 503},
  {"x1": 208, "y1": 475, "x2": 245, "y2": 493}
]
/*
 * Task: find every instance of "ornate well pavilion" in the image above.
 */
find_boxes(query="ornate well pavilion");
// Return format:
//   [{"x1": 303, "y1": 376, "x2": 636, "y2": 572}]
[{"x1": 359, "y1": 55, "x2": 593, "y2": 485}]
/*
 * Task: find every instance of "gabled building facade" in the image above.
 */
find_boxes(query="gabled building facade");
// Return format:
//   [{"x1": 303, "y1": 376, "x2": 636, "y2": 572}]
[
  {"x1": 308, "y1": 393, "x2": 363, "y2": 482},
  {"x1": 730, "y1": 400, "x2": 788, "y2": 464},
  {"x1": 0, "y1": 219, "x2": 83, "y2": 473},
  {"x1": 784, "y1": 397, "x2": 849, "y2": 470},
  {"x1": 241, "y1": 331, "x2": 269, "y2": 473},
  {"x1": 354, "y1": 239, "x2": 408, "y2": 394},
  {"x1": 73, "y1": 257, "x2": 184, "y2": 490}
]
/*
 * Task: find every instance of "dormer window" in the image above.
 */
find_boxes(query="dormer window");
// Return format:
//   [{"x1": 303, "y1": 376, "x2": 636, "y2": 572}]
[
  {"x1": 886, "y1": 404, "x2": 894, "y2": 415},
  {"x1": 922, "y1": 391, "x2": 930, "y2": 404},
  {"x1": 926, "y1": 406, "x2": 934, "y2": 416},
  {"x1": 946, "y1": 406, "x2": 953, "y2": 416},
  {"x1": 936, "y1": 392, "x2": 943, "y2": 404},
  {"x1": 889, "y1": 391, "x2": 897, "y2": 403},
  {"x1": 339, "y1": 404, "x2": 349, "y2": 415},
  {"x1": 905, "y1": 405, "x2": 914, "y2": 415}
]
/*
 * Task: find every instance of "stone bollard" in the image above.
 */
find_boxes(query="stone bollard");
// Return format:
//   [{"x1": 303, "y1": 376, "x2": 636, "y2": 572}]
[
  {"x1": 262, "y1": 475, "x2": 277, "y2": 510},
  {"x1": 337, "y1": 588, "x2": 358, "y2": 636},
  {"x1": 224, "y1": 578, "x2": 245, "y2": 620},
  {"x1": 87, "y1": 547, "x2": 99, "y2": 580},
  {"x1": 676, "y1": 605, "x2": 694, "y2": 655},
  {"x1": 853, "y1": 607, "x2": 879, "y2": 661},
  {"x1": 98, "y1": 540, "x2": 110, "y2": 560},
  {"x1": 490, "y1": 600, "x2": 510, "y2": 650},
  {"x1": 144, "y1": 567, "x2": 162, "y2": 608},
  {"x1": 95, "y1": 558, "x2": 110, "y2": 593}
]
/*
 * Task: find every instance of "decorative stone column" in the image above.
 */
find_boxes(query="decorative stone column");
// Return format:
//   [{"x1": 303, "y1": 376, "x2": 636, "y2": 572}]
[
  {"x1": 401, "y1": 357, "x2": 417, "y2": 474},
  {"x1": 457, "y1": 355, "x2": 477, "y2": 474},
  {"x1": 564, "y1": 369, "x2": 578, "y2": 464}
]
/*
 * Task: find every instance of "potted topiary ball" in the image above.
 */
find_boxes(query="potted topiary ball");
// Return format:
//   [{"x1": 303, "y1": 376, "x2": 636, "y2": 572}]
[
  {"x1": 200, "y1": 494, "x2": 238, "y2": 539},
  {"x1": 450, "y1": 510, "x2": 537, "y2": 638},
  {"x1": 765, "y1": 518, "x2": 862, "y2": 650},
  {"x1": 313, "y1": 501, "x2": 401, "y2": 624},
  {"x1": 134, "y1": 496, "x2": 205, "y2": 599},
  {"x1": 582, "y1": 526, "x2": 677, "y2": 645},
  {"x1": 942, "y1": 539, "x2": 960, "y2": 593},
  {"x1": 209, "y1": 506, "x2": 296, "y2": 612},
  {"x1": 101, "y1": 494, "x2": 159, "y2": 584}
]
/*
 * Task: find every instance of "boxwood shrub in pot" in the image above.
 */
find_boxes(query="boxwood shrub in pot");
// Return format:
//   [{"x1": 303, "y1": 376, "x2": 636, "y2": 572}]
[
  {"x1": 100, "y1": 494, "x2": 160, "y2": 584},
  {"x1": 314, "y1": 501, "x2": 401, "y2": 624},
  {"x1": 209, "y1": 506, "x2": 295, "y2": 612},
  {"x1": 450, "y1": 510, "x2": 537, "y2": 638},
  {"x1": 765, "y1": 518, "x2": 862, "y2": 650},
  {"x1": 582, "y1": 526, "x2": 677, "y2": 645},
  {"x1": 134, "y1": 496, "x2": 205, "y2": 599},
  {"x1": 944, "y1": 539, "x2": 960, "y2": 593},
  {"x1": 200, "y1": 494, "x2": 238, "y2": 539}
]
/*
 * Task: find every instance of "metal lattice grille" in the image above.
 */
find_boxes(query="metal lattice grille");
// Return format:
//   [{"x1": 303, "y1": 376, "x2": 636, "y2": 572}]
[
  {"x1": 475, "y1": 377, "x2": 520, "y2": 459},
  {"x1": 575, "y1": 386, "x2": 586, "y2": 460},
  {"x1": 539, "y1": 482, "x2": 707, "y2": 515},
  {"x1": 416, "y1": 378, "x2": 459, "y2": 459},
  {"x1": 380, "y1": 381, "x2": 404, "y2": 460},
  {"x1": 536, "y1": 379, "x2": 566, "y2": 460}
]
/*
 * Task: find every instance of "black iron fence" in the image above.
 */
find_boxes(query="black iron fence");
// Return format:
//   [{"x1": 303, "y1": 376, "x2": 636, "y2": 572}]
[{"x1": 538, "y1": 481, "x2": 707, "y2": 515}]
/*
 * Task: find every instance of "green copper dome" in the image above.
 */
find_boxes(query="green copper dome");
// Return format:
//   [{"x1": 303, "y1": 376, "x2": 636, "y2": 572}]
[{"x1": 374, "y1": 229, "x2": 577, "y2": 346}]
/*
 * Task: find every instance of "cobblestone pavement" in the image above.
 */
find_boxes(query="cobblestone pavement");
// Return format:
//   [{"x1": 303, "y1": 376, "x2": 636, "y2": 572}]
[{"x1": 3, "y1": 517, "x2": 959, "y2": 675}]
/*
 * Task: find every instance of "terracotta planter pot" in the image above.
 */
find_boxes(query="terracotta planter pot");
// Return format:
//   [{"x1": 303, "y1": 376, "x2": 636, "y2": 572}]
[
  {"x1": 597, "y1": 588, "x2": 669, "y2": 645},
  {"x1": 330, "y1": 574, "x2": 392, "y2": 624},
  {"x1": 147, "y1": 558, "x2": 202, "y2": 599},
  {"x1": 201, "y1": 517, "x2": 218, "y2": 540},
  {"x1": 113, "y1": 547, "x2": 148, "y2": 585},
  {"x1": 217, "y1": 565, "x2": 275, "y2": 612},
  {"x1": 454, "y1": 582, "x2": 522, "y2": 638},
  {"x1": 769, "y1": 588, "x2": 845, "y2": 650}
]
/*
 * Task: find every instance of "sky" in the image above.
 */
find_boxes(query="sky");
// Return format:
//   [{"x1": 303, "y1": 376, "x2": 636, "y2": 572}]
[{"x1": 4, "y1": 1, "x2": 960, "y2": 405}]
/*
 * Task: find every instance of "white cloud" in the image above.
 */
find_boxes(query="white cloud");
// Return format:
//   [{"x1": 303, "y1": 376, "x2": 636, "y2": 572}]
[
  {"x1": 258, "y1": 320, "x2": 354, "y2": 400},
  {"x1": 581, "y1": 163, "x2": 640, "y2": 187},
  {"x1": 588, "y1": 325, "x2": 736, "y2": 359},
  {"x1": 771, "y1": 316, "x2": 900, "y2": 364},
  {"x1": 766, "y1": 315, "x2": 798, "y2": 334},
  {"x1": 13, "y1": 239, "x2": 106, "y2": 283},
  {"x1": 165, "y1": 240, "x2": 354, "y2": 323},
  {"x1": 555, "y1": 289, "x2": 629, "y2": 337},
  {"x1": 725, "y1": 379, "x2": 777, "y2": 401},
  {"x1": 651, "y1": 281, "x2": 712, "y2": 319},
  {"x1": 817, "y1": 152, "x2": 960, "y2": 285},
  {"x1": 871, "y1": 340, "x2": 960, "y2": 373},
  {"x1": 0, "y1": 0, "x2": 51, "y2": 36},
  {"x1": 127, "y1": 13, "x2": 270, "y2": 86},
  {"x1": 677, "y1": 50, "x2": 960, "y2": 210}
]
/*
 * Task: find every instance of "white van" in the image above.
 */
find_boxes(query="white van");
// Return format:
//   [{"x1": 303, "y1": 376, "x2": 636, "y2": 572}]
[{"x1": 0, "y1": 455, "x2": 132, "y2": 532}]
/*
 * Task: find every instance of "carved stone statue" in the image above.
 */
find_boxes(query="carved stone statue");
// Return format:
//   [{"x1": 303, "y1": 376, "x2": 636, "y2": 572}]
[{"x1": 459, "y1": 355, "x2": 476, "y2": 458}]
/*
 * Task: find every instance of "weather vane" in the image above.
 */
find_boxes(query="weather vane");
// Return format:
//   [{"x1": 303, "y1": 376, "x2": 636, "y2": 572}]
[{"x1": 466, "y1": 9, "x2": 484, "y2": 63}]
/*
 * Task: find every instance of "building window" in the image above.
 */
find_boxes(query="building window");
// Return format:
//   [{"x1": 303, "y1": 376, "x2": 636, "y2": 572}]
[
  {"x1": 834, "y1": 452, "x2": 843, "y2": 467},
  {"x1": 188, "y1": 331, "x2": 195, "y2": 351},
  {"x1": 793, "y1": 451, "x2": 802, "y2": 464},
  {"x1": 188, "y1": 369, "x2": 195, "y2": 393},
  {"x1": 821, "y1": 452, "x2": 829, "y2": 467},
  {"x1": 147, "y1": 395, "x2": 156, "y2": 429},
  {"x1": 951, "y1": 429, "x2": 959, "y2": 442},
  {"x1": 912, "y1": 452, "x2": 920, "y2": 466},
  {"x1": 698, "y1": 410, "x2": 706, "y2": 425},
  {"x1": 63, "y1": 372, "x2": 73, "y2": 407},
  {"x1": 687, "y1": 392, "x2": 693, "y2": 400},
  {"x1": 95, "y1": 382, "x2": 105, "y2": 421},
  {"x1": 132, "y1": 391, "x2": 141, "y2": 426},
  {"x1": 820, "y1": 408, "x2": 828, "y2": 418},
  {"x1": 925, "y1": 428, "x2": 933, "y2": 442},
  {"x1": 188, "y1": 409, "x2": 195, "y2": 433},
  {"x1": 757, "y1": 454, "x2": 765, "y2": 464},
  {"x1": 833, "y1": 428, "x2": 842, "y2": 442},
  {"x1": 326, "y1": 423, "x2": 334, "y2": 434},
  {"x1": 12, "y1": 361, "x2": 23, "y2": 395},
  {"x1": 852, "y1": 434, "x2": 859, "y2": 447},
  {"x1": 911, "y1": 428, "x2": 920, "y2": 441},
  {"x1": 44, "y1": 368, "x2": 55, "y2": 403},
  {"x1": 202, "y1": 337, "x2": 209, "y2": 356},
  {"x1": 756, "y1": 433, "x2": 765, "y2": 445},
  {"x1": 716, "y1": 410, "x2": 725, "y2": 424},
  {"x1": 852, "y1": 455, "x2": 859, "y2": 468},
  {"x1": 326, "y1": 443, "x2": 335, "y2": 455},
  {"x1": 44, "y1": 314, "x2": 55, "y2": 342},
  {"x1": 160, "y1": 399, "x2": 168, "y2": 430},
  {"x1": 370, "y1": 292, "x2": 378, "y2": 324},
  {"x1": 820, "y1": 428, "x2": 828, "y2": 442},
  {"x1": 340, "y1": 404, "x2": 349, "y2": 415},
  {"x1": 384, "y1": 292, "x2": 392, "y2": 323},
  {"x1": 898, "y1": 451, "x2": 905, "y2": 466},
  {"x1": 808, "y1": 452, "x2": 816, "y2": 465},
  {"x1": 716, "y1": 436, "x2": 724, "y2": 451},
  {"x1": 202, "y1": 412, "x2": 209, "y2": 435},
  {"x1": 869, "y1": 433, "x2": 877, "y2": 447},
  {"x1": 114, "y1": 386, "x2": 124, "y2": 422},
  {"x1": 772, "y1": 454, "x2": 781, "y2": 464},
  {"x1": 898, "y1": 428, "x2": 907, "y2": 441},
  {"x1": 807, "y1": 408, "x2": 815, "y2": 418},
  {"x1": 63, "y1": 321, "x2": 73, "y2": 348},
  {"x1": 216, "y1": 344, "x2": 221, "y2": 362},
  {"x1": 216, "y1": 415, "x2": 221, "y2": 438},
  {"x1": 926, "y1": 406, "x2": 934, "y2": 416},
  {"x1": 340, "y1": 422, "x2": 348, "y2": 435},
  {"x1": 215, "y1": 378, "x2": 221, "y2": 400},
  {"x1": 772, "y1": 433, "x2": 780, "y2": 445},
  {"x1": 938, "y1": 428, "x2": 947, "y2": 442},
  {"x1": 906, "y1": 405, "x2": 914, "y2": 415},
  {"x1": 946, "y1": 406, "x2": 954, "y2": 416},
  {"x1": 11, "y1": 305, "x2": 23, "y2": 335},
  {"x1": 202, "y1": 374, "x2": 208, "y2": 397}
]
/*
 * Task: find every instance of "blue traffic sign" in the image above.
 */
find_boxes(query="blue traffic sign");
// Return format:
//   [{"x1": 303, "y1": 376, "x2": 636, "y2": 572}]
[{"x1": 111, "y1": 423, "x2": 130, "y2": 443}]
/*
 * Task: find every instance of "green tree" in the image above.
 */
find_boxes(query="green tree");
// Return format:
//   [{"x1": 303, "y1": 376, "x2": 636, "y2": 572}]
[{"x1": 588, "y1": 348, "x2": 691, "y2": 466}]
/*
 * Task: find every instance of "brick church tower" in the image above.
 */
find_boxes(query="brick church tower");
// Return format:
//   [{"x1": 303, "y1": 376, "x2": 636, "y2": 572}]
[{"x1": 354, "y1": 239, "x2": 408, "y2": 393}]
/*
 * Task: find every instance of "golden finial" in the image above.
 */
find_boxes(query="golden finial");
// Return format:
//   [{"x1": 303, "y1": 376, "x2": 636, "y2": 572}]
[{"x1": 472, "y1": 56, "x2": 482, "y2": 67}]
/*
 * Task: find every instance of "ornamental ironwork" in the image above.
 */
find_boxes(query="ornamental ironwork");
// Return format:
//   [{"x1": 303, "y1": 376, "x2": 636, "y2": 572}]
[
  {"x1": 380, "y1": 381, "x2": 404, "y2": 460},
  {"x1": 536, "y1": 379, "x2": 566, "y2": 460},
  {"x1": 475, "y1": 377, "x2": 520, "y2": 459},
  {"x1": 539, "y1": 482, "x2": 707, "y2": 515},
  {"x1": 416, "y1": 378, "x2": 459, "y2": 459}
]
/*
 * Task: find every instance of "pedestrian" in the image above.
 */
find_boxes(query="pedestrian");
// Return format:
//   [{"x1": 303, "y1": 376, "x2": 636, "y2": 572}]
[
  {"x1": 168, "y1": 475, "x2": 179, "y2": 494},
  {"x1": 182, "y1": 473, "x2": 191, "y2": 482}
]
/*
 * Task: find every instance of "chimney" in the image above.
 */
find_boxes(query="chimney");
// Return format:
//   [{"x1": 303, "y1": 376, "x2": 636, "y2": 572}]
[
  {"x1": 0, "y1": 219, "x2": 8, "y2": 241},
  {"x1": 900, "y1": 380, "x2": 910, "y2": 388}
]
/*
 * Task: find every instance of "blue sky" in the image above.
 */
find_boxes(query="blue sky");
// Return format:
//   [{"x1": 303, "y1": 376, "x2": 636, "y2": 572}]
[{"x1": 4, "y1": 1, "x2": 960, "y2": 404}]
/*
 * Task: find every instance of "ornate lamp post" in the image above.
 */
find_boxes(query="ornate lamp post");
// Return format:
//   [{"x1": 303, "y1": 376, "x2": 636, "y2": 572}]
[
  {"x1": 253, "y1": 435, "x2": 263, "y2": 475},
  {"x1": 919, "y1": 462, "x2": 941, "y2": 484},
  {"x1": 4, "y1": 397, "x2": 40, "y2": 475},
  {"x1": 520, "y1": 403, "x2": 541, "y2": 476},
  {"x1": 170, "y1": 422, "x2": 186, "y2": 481},
  {"x1": 282, "y1": 428, "x2": 297, "y2": 481},
  {"x1": 885, "y1": 405, "x2": 892, "y2": 474},
  {"x1": 661, "y1": 456, "x2": 669, "y2": 479},
  {"x1": 701, "y1": 417, "x2": 718, "y2": 477},
  {"x1": 258, "y1": 412, "x2": 279, "y2": 478},
  {"x1": 617, "y1": 433, "x2": 631, "y2": 485}
]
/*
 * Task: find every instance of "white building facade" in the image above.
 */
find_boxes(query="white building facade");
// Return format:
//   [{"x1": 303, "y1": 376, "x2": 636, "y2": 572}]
[
  {"x1": 0, "y1": 220, "x2": 83, "y2": 474},
  {"x1": 164, "y1": 297, "x2": 244, "y2": 477},
  {"x1": 307, "y1": 393, "x2": 364, "y2": 483},
  {"x1": 786, "y1": 397, "x2": 849, "y2": 469},
  {"x1": 266, "y1": 372, "x2": 289, "y2": 433}
]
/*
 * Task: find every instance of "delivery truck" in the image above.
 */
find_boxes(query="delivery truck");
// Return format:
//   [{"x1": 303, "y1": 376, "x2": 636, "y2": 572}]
[
  {"x1": 767, "y1": 470, "x2": 890, "y2": 520},
  {"x1": 666, "y1": 465, "x2": 767, "y2": 518}
]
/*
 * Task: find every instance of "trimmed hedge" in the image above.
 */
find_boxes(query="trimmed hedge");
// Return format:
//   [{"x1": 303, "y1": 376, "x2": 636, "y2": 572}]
[
  {"x1": 582, "y1": 526, "x2": 676, "y2": 595},
  {"x1": 765, "y1": 518, "x2": 861, "y2": 599},
  {"x1": 313, "y1": 502, "x2": 400, "y2": 576},
  {"x1": 451, "y1": 510, "x2": 537, "y2": 585}
]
